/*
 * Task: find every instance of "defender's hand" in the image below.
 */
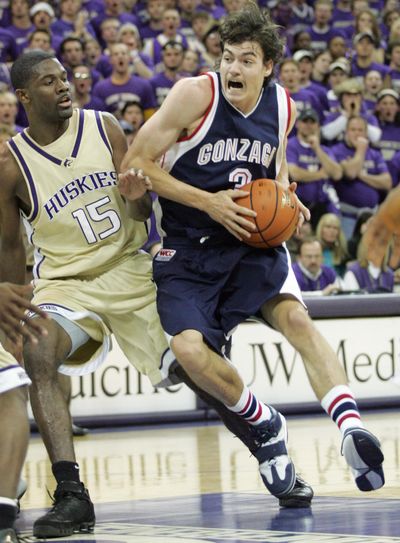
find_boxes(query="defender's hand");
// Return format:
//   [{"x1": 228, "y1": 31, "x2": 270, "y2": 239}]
[
  {"x1": 118, "y1": 168, "x2": 152, "y2": 201},
  {"x1": 0, "y1": 283, "x2": 48, "y2": 344}
]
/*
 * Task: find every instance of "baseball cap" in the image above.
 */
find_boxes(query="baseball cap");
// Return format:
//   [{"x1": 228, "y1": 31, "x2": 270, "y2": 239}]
[
  {"x1": 293, "y1": 49, "x2": 314, "y2": 63},
  {"x1": 298, "y1": 108, "x2": 319, "y2": 122},
  {"x1": 30, "y1": 2, "x2": 55, "y2": 18},
  {"x1": 334, "y1": 78, "x2": 363, "y2": 97},
  {"x1": 162, "y1": 40, "x2": 185, "y2": 52},
  {"x1": 377, "y1": 88, "x2": 400, "y2": 102},
  {"x1": 353, "y1": 31, "x2": 376, "y2": 45},
  {"x1": 328, "y1": 58, "x2": 350, "y2": 74}
]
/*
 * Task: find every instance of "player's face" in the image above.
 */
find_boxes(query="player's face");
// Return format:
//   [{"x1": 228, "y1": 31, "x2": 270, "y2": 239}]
[
  {"x1": 24, "y1": 59, "x2": 73, "y2": 121},
  {"x1": 220, "y1": 42, "x2": 273, "y2": 114}
]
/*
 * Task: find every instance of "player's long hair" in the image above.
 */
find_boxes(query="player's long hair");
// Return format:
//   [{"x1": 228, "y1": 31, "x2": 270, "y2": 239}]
[{"x1": 218, "y1": 1, "x2": 284, "y2": 85}]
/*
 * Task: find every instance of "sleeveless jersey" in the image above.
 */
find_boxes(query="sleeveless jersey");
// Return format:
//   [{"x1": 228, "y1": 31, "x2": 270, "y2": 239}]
[
  {"x1": 8, "y1": 109, "x2": 146, "y2": 279},
  {"x1": 160, "y1": 71, "x2": 291, "y2": 240}
]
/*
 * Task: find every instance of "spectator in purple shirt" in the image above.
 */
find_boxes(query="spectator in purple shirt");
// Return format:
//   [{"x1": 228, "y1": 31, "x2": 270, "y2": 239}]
[
  {"x1": 293, "y1": 49, "x2": 329, "y2": 112},
  {"x1": 92, "y1": 42, "x2": 157, "y2": 118},
  {"x1": 362, "y1": 69, "x2": 384, "y2": 115},
  {"x1": 29, "y1": 2, "x2": 63, "y2": 54},
  {"x1": 138, "y1": 0, "x2": 165, "y2": 43},
  {"x1": 84, "y1": 37, "x2": 113, "y2": 78},
  {"x1": 326, "y1": 58, "x2": 350, "y2": 114},
  {"x1": 292, "y1": 237, "x2": 340, "y2": 295},
  {"x1": 388, "y1": 148, "x2": 400, "y2": 187},
  {"x1": 90, "y1": 0, "x2": 138, "y2": 43},
  {"x1": 374, "y1": 88, "x2": 400, "y2": 163},
  {"x1": 51, "y1": 0, "x2": 96, "y2": 43},
  {"x1": 287, "y1": 107, "x2": 341, "y2": 229},
  {"x1": 60, "y1": 37, "x2": 101, "y2": 85},
  {"x1": 0, "y1": 28, "x2": 18, "y2": 63},
  {"x1": 143, "y1": 9, "x2": 189, "y2": 72},
  {"x1": 305, "y1": 0, "x2": 338, "y2": 53},
  {"x1": 25, "y1": 28, "x2": 53, "y2": 53},
  {"x1": 8, "y1": 0, "x2": 35, "y2": 56},
  {"x1": 327, "y1": 34, "x2": 348, "y2": 60},
  {"x1": 71, "y1": 64, "x2": 105, "y2": 111},
  {"x1": 117, "y1": 22, "x2": 154, "y2": 79},
  {"x1": 150, "y1": 40, "x2": 185, "y2": 107},
  {"x1": 288, "y1": 0, "x2": 314, "y2": 34},
  {"x1": 387, "y1": 40, "x2": 400, "y2": 94},
  {"x1": 0, "y1": 91, "x2": 24, "y2": 133},
  {"x1": 350, "y1": 31, "x2": 390, "y2": 83},
  {"x1": 342, "y1": 234, "x2": 394, "y2": 292},
  {"x1": 98, "y1": 17, "x2": 121, "y2": 53},
  {"x1": 197, "y1": 0, "x2": 226, "y2": 21},
  {"x1": 332, "y1": 116, "x2": 392, "y2": 237},
  {"x1": 278, "y1": 59, "x2": 323, "y2": 127},
  {"x1": 322, "y1": 78, "x2": 381, "y2": 144},
  {"x1": 332, "y1": 0, "x2": 353, "y2": 33}
]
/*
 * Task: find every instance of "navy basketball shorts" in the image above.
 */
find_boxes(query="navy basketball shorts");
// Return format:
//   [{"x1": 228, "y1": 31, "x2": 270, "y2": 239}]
[{"x1": 153, "y1": 240, "x2": 295, "y2": 355}]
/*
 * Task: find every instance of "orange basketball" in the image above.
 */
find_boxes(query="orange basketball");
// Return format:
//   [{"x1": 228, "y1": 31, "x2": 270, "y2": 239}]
[{"x1": 237, "y1": 178, "x2": 300, "y2": 248}]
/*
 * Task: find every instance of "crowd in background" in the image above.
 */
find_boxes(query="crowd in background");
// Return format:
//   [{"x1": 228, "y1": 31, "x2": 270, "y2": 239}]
[{"x1": 0, "y1": 0, "x2": 400, "y2": 294}]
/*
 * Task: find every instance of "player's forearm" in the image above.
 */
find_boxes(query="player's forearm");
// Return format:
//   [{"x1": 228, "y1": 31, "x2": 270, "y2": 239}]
[
  {"x1": 126, "y1": 192, "x2": 152, "y2": 221},
  {"x1": 0, "y1": 242, "x2": 26, "y2": 284},
  {"x1": 128, "y1": 157, "x2": 212, "y2": 212}
]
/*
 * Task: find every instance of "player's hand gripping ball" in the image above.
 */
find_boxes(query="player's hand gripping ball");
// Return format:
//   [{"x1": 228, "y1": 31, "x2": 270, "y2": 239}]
[{"x1": 237, "y1": 178, "x2": 299, "y2": 248}]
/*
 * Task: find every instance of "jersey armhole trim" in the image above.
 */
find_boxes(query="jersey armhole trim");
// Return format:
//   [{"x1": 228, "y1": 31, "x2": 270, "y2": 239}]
[
  {"x1": 7, "y1": 139, "x2": 38, "y2": 222},
  {"x1": 284, "y1": 87, "x2": 292, "y2": 135},
  {"x1": 177, "y1": 73, "x2": 215, "y2": 143},
  {"x1": 94, "y1": 110, "x2": 113, "y2": 156}
]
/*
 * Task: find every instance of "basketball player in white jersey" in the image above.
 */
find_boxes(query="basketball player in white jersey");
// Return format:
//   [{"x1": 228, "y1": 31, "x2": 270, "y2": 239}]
[
  {"x1": 0, "y1": 283, "x2": 48, "y2": 543},
  {"x1": 0, "y1": 50, "x2": 313, "y2": 539},
  {"x1": 121, "y1": 1, "x2": 385, "y2": 497}
]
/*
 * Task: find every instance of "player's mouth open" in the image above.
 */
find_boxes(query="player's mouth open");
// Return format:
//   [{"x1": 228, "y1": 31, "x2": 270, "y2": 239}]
[
  {"x1": 58, "y1": 96, "x2": 72, "y2": 107},
  {"x1": 228, "y1": 81, "x2": 243, "y2": 89}
]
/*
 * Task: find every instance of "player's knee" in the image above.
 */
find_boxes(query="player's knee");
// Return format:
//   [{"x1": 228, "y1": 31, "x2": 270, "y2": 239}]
[
  {"x1": 281, "y1": 305, "x2": 314, "y2": 338},
  {"x1": 171, "y1": 333, "x2": 208, "y2": 374}
]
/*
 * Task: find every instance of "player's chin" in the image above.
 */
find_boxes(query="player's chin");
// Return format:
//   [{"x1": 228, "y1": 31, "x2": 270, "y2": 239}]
[{"x1": 57, "y1": 106, "x2": 74, "y2": 119}]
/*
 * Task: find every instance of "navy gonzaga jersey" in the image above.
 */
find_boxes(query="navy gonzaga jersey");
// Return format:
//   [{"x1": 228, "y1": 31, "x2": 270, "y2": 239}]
[{"x1": 161, "y1": 71, "x2": 291, "y2": 240}]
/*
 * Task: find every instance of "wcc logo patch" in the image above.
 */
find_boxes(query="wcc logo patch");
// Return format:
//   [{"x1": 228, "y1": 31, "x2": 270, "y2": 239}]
[{"x1": 155, "y1": 249, "x2": 176, "y2": 261}]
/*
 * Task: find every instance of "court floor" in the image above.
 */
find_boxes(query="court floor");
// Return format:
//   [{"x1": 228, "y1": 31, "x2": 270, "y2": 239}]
[{"x1": 17, "y1": 409, "x2": 400, "y2": 542}]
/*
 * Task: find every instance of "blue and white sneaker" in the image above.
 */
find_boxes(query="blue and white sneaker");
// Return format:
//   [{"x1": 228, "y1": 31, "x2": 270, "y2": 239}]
[
  {"x1": 341, "y1": 428, "x2": 385, "y2": 491},
  {"x1": 251, "y1": 407, "x2": 296, "y2": 498}
]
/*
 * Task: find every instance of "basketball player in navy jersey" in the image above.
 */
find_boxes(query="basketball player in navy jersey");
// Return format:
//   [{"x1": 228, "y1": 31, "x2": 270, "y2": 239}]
[
  {"x1": 0, "y1": 50, "x2": 312, "y2": 538},
  {"x1": 0, "y1": 283, "x2": 47, "y2": 543},
  {"x1": 121, "y1": 1, "x2": 385, "y2": 494}
]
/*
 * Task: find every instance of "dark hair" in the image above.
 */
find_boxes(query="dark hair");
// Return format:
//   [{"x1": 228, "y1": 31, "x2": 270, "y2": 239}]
[
  {"x1": 219, "y1": 1, "x2": 283, "y2": 77},
  {"x1": 28, "y1": 28, "x2": 51, "y2": 44},
  {"x1": 121, "y1": 100, "x2": 144, "y2": 116},
  {"x1": 60, "y1": 36, "x2": 84, "y2": 54},
  {"x1": 10, "y1": 50, "x2": 54, "y2": 90}
]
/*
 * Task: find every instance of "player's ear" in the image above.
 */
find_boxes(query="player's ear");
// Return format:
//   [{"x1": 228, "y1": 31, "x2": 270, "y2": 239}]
[
  {"x1": 15, "y1": 88, "x2": 30, "y2": 105},
  {"x1": 264, "y1": 59, "x2": 273, "y2": 78}
]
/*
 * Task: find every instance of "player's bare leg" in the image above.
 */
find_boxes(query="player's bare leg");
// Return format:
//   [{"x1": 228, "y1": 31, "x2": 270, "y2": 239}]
[
  {"x1": 24, "y1": 318, "x2": 95, "y2": 538},
  {"x1": 0, "y1": 387, "x2": 29, "y2": 543},
  {"x1": 262, "y1": 295, "x2": 384, "y2": 491},
  {"x1": 172, "y1": 330, "x2": 296, "y2": 498}
]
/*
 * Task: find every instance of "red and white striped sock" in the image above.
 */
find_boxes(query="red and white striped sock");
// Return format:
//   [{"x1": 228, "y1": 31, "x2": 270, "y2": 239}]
[
  {"x1": 321, "y1": 385, "x2": 364, "y2": 434},
  {"x1": 226, "y1": 386, "x2": 272, "y2": 426}
]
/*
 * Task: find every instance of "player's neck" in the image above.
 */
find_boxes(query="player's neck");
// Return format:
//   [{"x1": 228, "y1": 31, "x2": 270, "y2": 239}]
[{"x1": 27, "y1": 117, "x2": 71, "y2": 146}]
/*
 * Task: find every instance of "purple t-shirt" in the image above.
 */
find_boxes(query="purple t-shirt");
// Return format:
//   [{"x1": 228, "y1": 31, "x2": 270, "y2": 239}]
[
  {"x1": 7, "y1": 24, "x2": 35, "y2": 56},
  {"x1": 150, "y1": 72, "x2": 177, "y2": 107},
  {"x1": 388, "y1": 149, "x2": 400, "y2": 187},
  {"x1": 287, "y1": 136, "x2": 336, "y2": 206},
  {"x1": 388, "y1": 68, "x2": 400, "y2": 94},
  {"x1": 0, "y1": 28, "x2": 17, "y2": 62},
  {"x1": 82, "y1": 97, "x2": 105, "y2": 111},
  {"x1": 305, "y1": 25, "x2": 338, "y2": 53},
  {"x1": 351, "y1": 58, "x2": 390, "y2": 82},
  {"x1": 331, "y1": 142, "x2": 389, "y2": 208},
  {"x1": 331, "y1": 7, "x2": 354, "y2": 31},
  {"x1": 92, "y1": 75, "x2": 157, "y2": 113},
  {"x1": 375, "y1": 121, "x2": 400, "y2": 163},
  {"x1": 290, "y1": 87, "x2": 324, "y2": 120},
  {"x1": 292, "y1": 262, "x2": 337, "y2": 291},
  {"x1": 51, "y1": 18, "x2": 96, "y2": 39}
]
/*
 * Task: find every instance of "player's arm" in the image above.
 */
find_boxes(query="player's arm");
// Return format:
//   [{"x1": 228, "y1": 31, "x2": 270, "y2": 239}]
[
  {"x1": 102, "y1": 112, "x2": 152, "y2": 221},
  {"x1": 365, "y1": 185, "x2": 400, "y2": 267},
  {"x1": 0, "y1": 146, "x2": 26, "y2": 285},
  {"x1": 120, "y1": 76, "x2": 257, "y2": 241},
  {"x1": 278, "y1": 99, "x2": 310, "y2": 223}
]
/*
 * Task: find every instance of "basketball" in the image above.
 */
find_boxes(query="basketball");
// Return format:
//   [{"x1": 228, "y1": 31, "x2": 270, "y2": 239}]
[{"x1": 236, "y1": 178, "x2": 300, "y2": 248}]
